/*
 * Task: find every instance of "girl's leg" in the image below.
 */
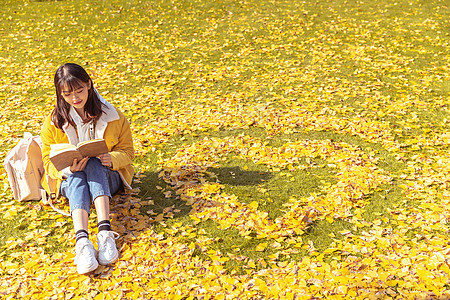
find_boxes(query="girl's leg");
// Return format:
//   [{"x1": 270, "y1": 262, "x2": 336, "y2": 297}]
[
  {"x1": 60, "y1": 171, "x2": 92, "y2": 233},
  {"x1": 94, "y1": 195, "x2": 110, "y2": 231},
  {"x1": 60, "y1": 172, "x2": 91, "y2": 211},
  {"x1": 83, "y1": 158, "x2": 122, "y2": 203},
  {"x1": 83, "y1": 158, "x2": 122, "y2": 265},
  {"x1": 94, "y1": 195, "x2": 110, "y2": 219},
  {"x1": 60, "y1": 172, "x2": 98, "y2": 274},
  {"x1": 84, "y1": 158, "x2": 122, "y2": 227},
  {"x1": 72, "y1": 209, "x2": 89, "y2": 232}
]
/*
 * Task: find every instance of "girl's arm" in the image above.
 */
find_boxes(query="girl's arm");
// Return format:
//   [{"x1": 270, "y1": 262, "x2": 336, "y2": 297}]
[{"x1": 41, "y1": 115, "x2": 67, "y2": 180}]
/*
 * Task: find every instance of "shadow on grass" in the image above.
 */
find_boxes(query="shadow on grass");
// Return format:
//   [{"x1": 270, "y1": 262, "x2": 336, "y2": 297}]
[
  {"x1": 135, "y1": 170, "x2": 192, "y2": 219},
  {"x1": 113, "y1": 164, "x2": 336, "y2": 272},
  {"x1": 133, "y1": 167, "x2": 273, "y2": 221},
  {"x1": 111, "y1": 129, "x2": 408, "y2": 275},
  {"x1": 209, "y1": 166, "x2": 273, "y2": 186},
  {"x1": 110, "y1": 167, "x2": 273, "y2": 272}
]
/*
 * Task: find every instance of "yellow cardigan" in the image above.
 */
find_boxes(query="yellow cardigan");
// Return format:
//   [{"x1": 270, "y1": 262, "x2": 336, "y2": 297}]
[{"x1": 40, "y1": 105, "x2": 134, "y2": 197}]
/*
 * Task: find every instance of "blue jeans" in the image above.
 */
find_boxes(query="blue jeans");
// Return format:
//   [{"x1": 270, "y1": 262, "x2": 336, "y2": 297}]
[{"x1": 60, "y1": 158, "x2": 123, "y2": 215}]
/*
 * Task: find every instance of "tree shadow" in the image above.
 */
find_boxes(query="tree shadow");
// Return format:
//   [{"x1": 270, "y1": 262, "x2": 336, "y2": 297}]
[
  {"x1": 111, "y1": 166, "x2": 273, "y2": 236},
  {"x1": 125, "y1": 170, "x2": 192, "y2": 220},
  {"x1": 104, "y1": 166, "x2": 274, "y2": 277},
  {"x1": 208, "y1": 166, "x2": 273, "y2": 186}
]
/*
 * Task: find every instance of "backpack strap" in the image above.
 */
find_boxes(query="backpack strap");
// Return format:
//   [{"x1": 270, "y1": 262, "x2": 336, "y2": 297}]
[
  {"x1": 48, "y1": 193, "x2": 70, "y2": 217},
  {"x1": 43, "y1": 175, "x2": 70, "y2": 217}
]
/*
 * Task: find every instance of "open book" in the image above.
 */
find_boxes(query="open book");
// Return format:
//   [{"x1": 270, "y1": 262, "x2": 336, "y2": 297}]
[{"x1": 49, "y1": 139, "x2": 109, "y2": 171}]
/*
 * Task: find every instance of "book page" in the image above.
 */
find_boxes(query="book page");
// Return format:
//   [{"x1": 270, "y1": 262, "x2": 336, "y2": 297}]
[
  {"x1": 77, "y1": 138, "x2": 105, "y2": 147},
  {"x1": 50, "y1": 143, "x2": 76, "y2": 152},
  {"x1": 49, "y1": 148, "x2": 83, "y2": 171},
  {"x1": 77, "y1": 139, "x2": 109, "y2": 157}
]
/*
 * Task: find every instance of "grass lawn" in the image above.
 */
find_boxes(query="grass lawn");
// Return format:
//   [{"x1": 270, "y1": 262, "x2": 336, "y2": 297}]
[{"x1": 0, "y1": 0, "x2": 449, "y2": 298}]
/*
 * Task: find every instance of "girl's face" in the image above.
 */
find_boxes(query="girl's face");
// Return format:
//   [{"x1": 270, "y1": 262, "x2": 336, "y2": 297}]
[{"x1": 60, "y1": 81, "x2": 91, "y2": 114}]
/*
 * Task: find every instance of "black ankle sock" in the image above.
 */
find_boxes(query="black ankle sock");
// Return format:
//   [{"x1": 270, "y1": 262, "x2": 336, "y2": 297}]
[
  {"x1": 98, "y1": 220, "x2": 111, "y2": 232},
  {"x1": 75, "y1": 229, "x2": 89, "y2": 243}
]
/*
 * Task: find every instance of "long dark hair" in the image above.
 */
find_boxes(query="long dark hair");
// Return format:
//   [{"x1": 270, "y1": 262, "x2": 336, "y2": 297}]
[{"x1": 52, "y1": 63, "x2": 105, "y2": 130}]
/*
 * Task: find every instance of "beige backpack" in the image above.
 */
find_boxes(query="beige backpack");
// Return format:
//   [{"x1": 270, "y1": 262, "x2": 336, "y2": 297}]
[
  {"x1": 4, "y1": 132, "x2": 46, "y2": 201},
  {"x1": 3, "y1": 132, "x2": 70, "y2": 216}
]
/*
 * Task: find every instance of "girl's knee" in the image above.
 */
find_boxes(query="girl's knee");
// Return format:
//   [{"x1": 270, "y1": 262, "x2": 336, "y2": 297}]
[
  {"x1": 69, "y1": 171, "x2": 87, "y2": 181},
  {"x1": 62, "y1": 171, "x2": 87, "y2": 192},
  {"x1": 84, "y1": 157, "x2": 103, "y2": 172}
]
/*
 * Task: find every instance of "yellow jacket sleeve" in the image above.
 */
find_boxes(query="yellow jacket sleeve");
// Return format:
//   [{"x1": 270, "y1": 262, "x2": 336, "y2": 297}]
[{"x1": 40, "y1": 114, "x2": 68, "y2": 181}]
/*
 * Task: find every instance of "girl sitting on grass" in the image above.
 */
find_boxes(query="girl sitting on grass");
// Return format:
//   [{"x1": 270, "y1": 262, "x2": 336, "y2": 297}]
[{"x1": 41, "y1": 63, "x2": 134, "y2": 274}]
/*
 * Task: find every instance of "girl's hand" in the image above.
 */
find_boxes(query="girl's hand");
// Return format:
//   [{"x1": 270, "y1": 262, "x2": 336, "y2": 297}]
[
  {"x1": 70, "y1": 157, "x2": 89, "y2": 173},
  {"x1": 97, "y1": 153, "x2": 112, "y2": 167}
]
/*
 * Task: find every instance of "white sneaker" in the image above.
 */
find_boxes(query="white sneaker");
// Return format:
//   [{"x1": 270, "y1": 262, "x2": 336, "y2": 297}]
[
  {"x1": 97, "y1": 231, "x2": 119, "y2": 265},
  {"x1": 74, "y1": 239, "x2": 99, "y2": 274}
]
